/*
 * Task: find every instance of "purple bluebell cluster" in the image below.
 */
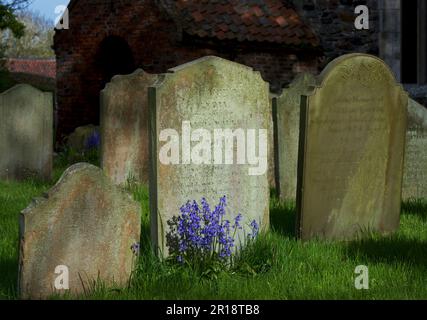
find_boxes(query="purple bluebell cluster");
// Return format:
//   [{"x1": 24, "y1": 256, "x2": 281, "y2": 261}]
[
  {"x1": 85, "y1": 131, "x2": 101, "y2": 150},
  {"x1": 166, "y1": 196, "x2": 259, "y2": 265}
]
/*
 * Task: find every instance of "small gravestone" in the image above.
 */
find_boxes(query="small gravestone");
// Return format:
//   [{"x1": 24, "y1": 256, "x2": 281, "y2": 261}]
[
  {"x1": 274, "y1": 73, "x2": 316, "y2": 201},
  {"x1": 297, "y1": 54, "x2": 408, "y2": 240},
  {"x1": 66, "y1": 125, "x2": 100, "y2": 152},
  {"x1": 18, "y1": 163, "x2": 141, "y2": 299},
  {"x1": 101, "y1": 69, "x2": 159, "y2": 185},
  {"x1": 0, "y1": 84, "x2": 52, "y2": 181},
  {"x1": 402, "y1": 99, "x2": 427, "y2": 200},
  {"x1": 149, "y1": 56, "x2": 270, "y2": 256}
]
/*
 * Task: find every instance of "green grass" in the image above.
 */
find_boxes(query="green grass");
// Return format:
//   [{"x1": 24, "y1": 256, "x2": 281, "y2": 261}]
[{"x1": 1, "y1": 164, "x2": 426, "y2": 300}]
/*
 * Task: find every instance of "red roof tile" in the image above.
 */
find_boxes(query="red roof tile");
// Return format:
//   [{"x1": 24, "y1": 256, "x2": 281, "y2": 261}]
[
  {"x1": 163, "y1": 0, "x2": 319, "y2": 47},
  {"x1": 65, "y1": 0, "x2": 319, "y2": 47},
  {"x1": 5, "y1": 59, "x2": 56, "y2": 79}
]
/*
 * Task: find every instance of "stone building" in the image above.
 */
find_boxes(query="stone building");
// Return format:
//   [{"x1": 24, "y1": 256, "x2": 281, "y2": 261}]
[{"x1": 53, "y1": 0, "x2": 426, "y2": 140}]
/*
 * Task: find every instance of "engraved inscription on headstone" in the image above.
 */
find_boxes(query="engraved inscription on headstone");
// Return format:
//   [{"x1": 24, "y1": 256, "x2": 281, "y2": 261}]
[
  {"x1": 149, "y1": 56, "x2": 270, "y2": 256},
  {"x1": 297, "y1": 54, "x2": 408, "y2": 240}
]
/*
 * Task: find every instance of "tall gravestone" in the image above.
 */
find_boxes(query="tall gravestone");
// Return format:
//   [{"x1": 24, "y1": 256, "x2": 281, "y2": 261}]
[
  {"x1": 274, "y1": 73, "x2": 316, "y2": 201},
  {"x1": 0, "y1": 84, "x2": 52, "y2": 181},
  {"x1": 402, "y1": 98, "x2": 427, "y2": 200},
  {"x1": 101, "y1": 69, "x2": 159, "y2": 185},
  {"x1": 297, "y1": 54, "x2": 408, "y2": 240},
  {"x1": 149, "y1": 56, "x2": 270, "y2": 256},
  {"x1": 18, "y1": 163, "x2": 141, "y2": 299}
]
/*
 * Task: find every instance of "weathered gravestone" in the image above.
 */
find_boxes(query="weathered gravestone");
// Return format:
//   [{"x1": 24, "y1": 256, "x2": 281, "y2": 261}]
[
  {"x1": 267, "y1": 93, "x2": 276, "y2": 189},
  {"x1": 402, "y1": 98, "x2": 427, "y2": 200},
  {"x1": 18, "y1": 163, "x2": 141, "y2": 299},
  {"x1": 274, "y1": 73, "x2": 316, "y2": 201},
  {"x1": 101, "y1": 69, "x2": 159, "y2": 185},
  {"x1": 297, "y1": 54, "x2": 408, "y2": 240},
  {"x1": 149, "y1": 56, "x2": 270, "y2": 256},
  {"x1": 0, "y1": 84, "x2": 52, "y2": 181}
]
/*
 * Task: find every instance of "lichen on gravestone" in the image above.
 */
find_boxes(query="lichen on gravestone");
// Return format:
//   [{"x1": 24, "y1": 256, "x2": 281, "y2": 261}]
[{"x1": 18, "y1": 163, "x2": 141, "y2": 299}]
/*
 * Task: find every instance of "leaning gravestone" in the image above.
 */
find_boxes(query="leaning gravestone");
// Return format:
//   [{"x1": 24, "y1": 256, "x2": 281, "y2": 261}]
[
  {"x1": 0, "y1": 84, "x2": 52, "y2": 181},
  {"x1": 274, "y1": 73, "x2": 316, "y2": 201},
  {"x1": 402, "y1": 98, "x2": 427, "y2": 200},
  {"x1": 149, "y1": 56, "x2": 270, "y2": 256},
  {"x1": 297, "y1": 54, "x2": 408, "y2": 240},
  {"x1": 101, "y1": 69, "x2": 159, "y2": 185},
  {"x1": 18, "y1": 163, "x2": 141, "y2": 299}
]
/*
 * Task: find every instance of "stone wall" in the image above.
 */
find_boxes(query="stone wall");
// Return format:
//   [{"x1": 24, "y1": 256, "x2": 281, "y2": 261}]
[{"x1": 293, "y1": 0, "x2": 380, "y2": 67}]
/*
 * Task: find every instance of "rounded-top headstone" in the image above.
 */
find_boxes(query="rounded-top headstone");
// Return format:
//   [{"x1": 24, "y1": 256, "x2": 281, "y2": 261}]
[
  {"x1": 149, "y1": 56, "x2": 271, "y2": 256},
  {"x1": 296, "y1": 54, "x2": 408, "y2": 240},
  {"x1": 0, "y1": 84, "x2": 52, "y2": 181},
  {"x1": 101, "y1": 69, "x2": 159, "y2": 185}
]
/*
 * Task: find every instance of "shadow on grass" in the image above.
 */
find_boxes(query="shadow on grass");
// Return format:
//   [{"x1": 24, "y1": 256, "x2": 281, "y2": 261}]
[
  {"x1": 401, "y1": 198, "x2": 427, "y2": 221},
  {"x1": 269, "y1": 195, "x2": 296, "y2": 238},
  {"x1": 346, "y1": 237, "x2": 427, "y2": 268},
  {"x1": 0, "y1": 256, "x2": 18, "y2": 299}
]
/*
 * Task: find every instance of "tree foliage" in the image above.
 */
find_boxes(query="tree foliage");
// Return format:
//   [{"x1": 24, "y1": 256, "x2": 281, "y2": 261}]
[
  {"x1": 0, "y1": 0, "x2": 32, "y2": 38},
  {"x1": 2, "y1": 10, "x2": 54, "y2": 58}
]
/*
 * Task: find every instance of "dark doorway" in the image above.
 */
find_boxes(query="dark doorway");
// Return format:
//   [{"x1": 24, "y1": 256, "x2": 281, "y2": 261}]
[
  {"x1": 401, "y1": 1, "x2": 418, "y2": 83},
  {"x1": 96, "y1": 36, "x2": 135, "y2": 85},
  {"x1": 84, "y1": 36, "x2": 135, "y2": 126}
]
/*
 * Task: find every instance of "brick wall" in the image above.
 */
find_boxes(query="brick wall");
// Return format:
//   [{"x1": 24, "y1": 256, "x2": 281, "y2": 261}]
[
  {"x1": 54, "y1": 0, "x2": 322, "y2": 141},
  {"x1": 54, "y1": 0, "x2": 175, "y2": 140}
]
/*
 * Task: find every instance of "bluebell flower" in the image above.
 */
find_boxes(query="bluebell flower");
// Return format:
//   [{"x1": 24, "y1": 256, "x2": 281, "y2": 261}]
[
  {"x1": 249, "y1": 220, "x2": 259, "y2": 239},
  {"x1": 165, "y1": 196, "x2": 259, "y2": 267},
  {"x1": 85, "y1": 131, "x2": 101, "y2": 150},
  {"x1": 131, "y1": 242, "x2": 140, "y2": 256},
  {"x1": 234, "y1": 213, "x2": 243, "y2": 230}
]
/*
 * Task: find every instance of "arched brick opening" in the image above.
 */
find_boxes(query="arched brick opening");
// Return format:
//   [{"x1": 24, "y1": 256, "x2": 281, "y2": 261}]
[
  {"x1": 95, "y1": 36, "x2": 135, "y2": 87},
  {"x1": 82, "y1": 36, "x2": 136, "y2": 127}
]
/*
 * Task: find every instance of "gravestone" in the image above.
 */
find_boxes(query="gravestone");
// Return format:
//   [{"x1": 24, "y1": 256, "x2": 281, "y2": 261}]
[
  {"x1": 297, "y1": 54, "x2": 408, "y2": 240},
  {"x1": 274, "y1": 73, "x2": 316, "y2": 201},
  {"x1": 18, "y1": 163, "x2": 141, "y2": 299},
  {"x1": 267, "y1": 94, "x2": 276, "y2": 189},
  {"x1": 0, "y1": 84, "x2": 52, "y2": 181},
  {"x1": 149, "y1": 56, "x2": 270, "y2": 256},
  {"x1": 101, "y1": 69, "x2": 159, "y2": 185},
  {"x1": 66, "y1": 125, "x2": 100, "y2": 152},
  {"x1": 402, "y1": 99, "x2": 427, "y2": 200}
]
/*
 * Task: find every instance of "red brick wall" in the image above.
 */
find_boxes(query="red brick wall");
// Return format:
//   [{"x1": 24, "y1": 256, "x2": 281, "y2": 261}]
[{"x1": 54, "y1": 0, "x2": 319, "y2": 141}]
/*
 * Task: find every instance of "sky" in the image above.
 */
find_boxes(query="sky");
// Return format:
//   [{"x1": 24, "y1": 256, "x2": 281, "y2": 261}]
[{"x1": 28, "y1": 0, "x2": 70, "y2": 22}]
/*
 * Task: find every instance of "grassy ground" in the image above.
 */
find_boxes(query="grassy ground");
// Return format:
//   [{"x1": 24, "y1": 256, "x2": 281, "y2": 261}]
[{"x1": 0, "y1": 162, "x2": 426, "y2": 300}]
